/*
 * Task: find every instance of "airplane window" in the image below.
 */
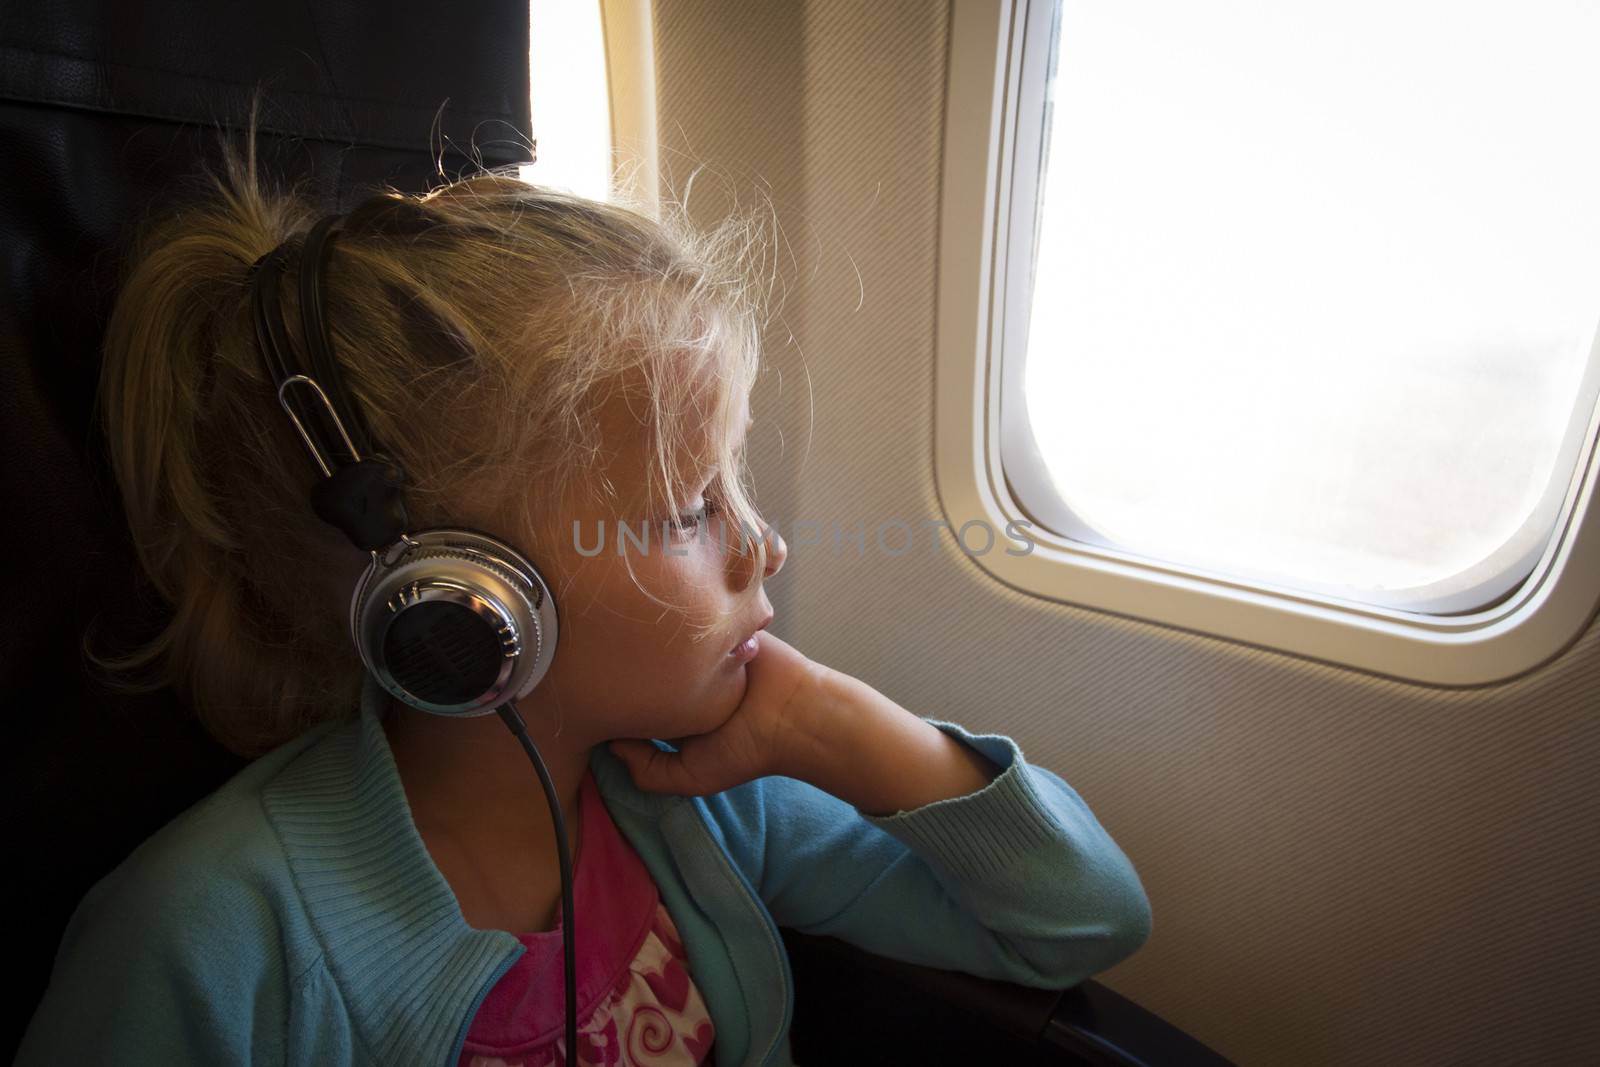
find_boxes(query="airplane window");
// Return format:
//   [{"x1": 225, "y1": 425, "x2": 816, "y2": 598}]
[
  {"x1": 525, "y1": 0, "x2": 611, "y2": 200},
  {"x1": 1005, "y1": 0, "x2": 1600, "y2": 616}
]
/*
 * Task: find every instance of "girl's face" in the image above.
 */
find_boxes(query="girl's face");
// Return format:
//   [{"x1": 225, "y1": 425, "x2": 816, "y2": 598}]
[{"x1": 521, "y1": 387, "x2": 785, "y2": 746}]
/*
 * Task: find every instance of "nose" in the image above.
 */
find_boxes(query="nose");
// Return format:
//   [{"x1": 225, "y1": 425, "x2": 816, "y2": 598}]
[
  {"x1": 761, "y1": 524, "x2": 787, "y2": 579},
  {"x1": 727, "y1": 510, "x2": 786, "y2": 587}
]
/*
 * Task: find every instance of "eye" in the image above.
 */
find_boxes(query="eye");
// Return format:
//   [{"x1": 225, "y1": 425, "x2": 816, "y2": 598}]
[{"x1": 673, "y1": 495, "x2": 722, "y2": 533}]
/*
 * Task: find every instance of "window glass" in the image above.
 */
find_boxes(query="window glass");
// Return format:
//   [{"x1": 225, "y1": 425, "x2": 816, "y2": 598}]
[{"x1": 1019, "y1": 1, "x2": 1600, "y2": 607}]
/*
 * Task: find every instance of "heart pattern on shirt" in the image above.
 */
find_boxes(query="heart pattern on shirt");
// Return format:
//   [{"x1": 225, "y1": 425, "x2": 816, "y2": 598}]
[
  {"x1": 642, "y1": 958, "x2": 689, "y2": 1013},
  {"x1": 681, "y1": 1020, "x2": 714, "y2": 1062}
]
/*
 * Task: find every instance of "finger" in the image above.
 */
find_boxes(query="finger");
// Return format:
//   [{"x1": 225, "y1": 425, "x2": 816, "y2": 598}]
[
  {"x1": 608, "y1": 739, "x2": 703, "y2": 796},
  {"x1": 606, "y1": 739, "x2": 653, "y2": 781}
]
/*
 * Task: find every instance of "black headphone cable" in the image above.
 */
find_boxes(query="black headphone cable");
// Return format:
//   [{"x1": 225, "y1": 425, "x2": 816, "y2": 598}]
[{"x1": 495, "y1": 701, "x2": 579, "y2": 1065}]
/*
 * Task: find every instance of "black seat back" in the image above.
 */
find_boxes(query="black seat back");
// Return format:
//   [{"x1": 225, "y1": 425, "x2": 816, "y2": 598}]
[{"x1": 0, "y1": 3, "x2": 530, "y2": 1056}]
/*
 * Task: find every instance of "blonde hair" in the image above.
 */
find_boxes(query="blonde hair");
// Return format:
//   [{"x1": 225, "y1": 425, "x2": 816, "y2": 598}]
[{"x1": 91, "y1": 121, "x2": 775, "y2": 758}]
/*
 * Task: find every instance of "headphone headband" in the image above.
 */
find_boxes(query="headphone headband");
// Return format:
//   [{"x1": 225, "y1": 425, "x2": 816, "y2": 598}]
[
  {"x1": 249, "y1": 214, "x2": 374, "y2": 467},
  {"x1": 296, "y1": 214, "x2": 379, "y2": 461},
  {"x1": 248, "y1": 218, "x2": 409, "y2": 551}
]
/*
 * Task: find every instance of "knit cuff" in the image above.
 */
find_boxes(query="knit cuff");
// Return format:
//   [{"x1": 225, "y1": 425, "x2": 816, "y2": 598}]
[{"x1": 859, "y1": 719, "x2": 1066, "y2": 883}]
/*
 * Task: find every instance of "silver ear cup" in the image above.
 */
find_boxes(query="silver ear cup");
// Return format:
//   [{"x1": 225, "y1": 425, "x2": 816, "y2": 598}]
[{"x1": 349, "y1": 529, "x2": 560, "y2": 716}]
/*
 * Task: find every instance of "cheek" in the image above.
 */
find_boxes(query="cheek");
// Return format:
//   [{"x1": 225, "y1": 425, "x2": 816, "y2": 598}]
[
  {"x1": 554, "y1": 561, "x2": 728, "y2": 678},
  {"x1": 536, "y1": 532, "x2": 744, "y2": 696}
]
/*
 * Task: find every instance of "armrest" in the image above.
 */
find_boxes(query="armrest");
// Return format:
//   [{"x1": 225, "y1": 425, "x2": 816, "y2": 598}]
[
  {"x1": 780, "y1": 928, "x2": 1234, "y2": 1067},
  {"x1": 1044, "y1": 979, "x2": 1235, "y2": 1067}
]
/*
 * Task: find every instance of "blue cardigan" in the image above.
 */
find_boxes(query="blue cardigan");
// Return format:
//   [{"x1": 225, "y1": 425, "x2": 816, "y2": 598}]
[{"x1": 17, "y1": 675, "x2": 1152, "y2": 1066}]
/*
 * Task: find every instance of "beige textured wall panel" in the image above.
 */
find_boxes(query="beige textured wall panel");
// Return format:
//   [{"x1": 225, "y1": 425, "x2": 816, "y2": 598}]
[{"x1": 653, "y1": 3, "x2": 1600, "y2": 1064}]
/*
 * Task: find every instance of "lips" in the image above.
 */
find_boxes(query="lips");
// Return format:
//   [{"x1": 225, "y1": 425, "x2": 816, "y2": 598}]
[{"x1": 729, "y1": 612, "x2": 775, "y2": 654}]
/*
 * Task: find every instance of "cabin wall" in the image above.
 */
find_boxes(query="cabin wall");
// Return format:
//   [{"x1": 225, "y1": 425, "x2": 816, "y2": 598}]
[{"x1": 651, "y1": 2, "x2": 1600, "y2": 1064}]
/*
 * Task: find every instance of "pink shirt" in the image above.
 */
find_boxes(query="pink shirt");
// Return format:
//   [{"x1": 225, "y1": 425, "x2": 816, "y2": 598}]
[{"x1": 456, "y1": 769, "x2": 716, "y2": 1067}]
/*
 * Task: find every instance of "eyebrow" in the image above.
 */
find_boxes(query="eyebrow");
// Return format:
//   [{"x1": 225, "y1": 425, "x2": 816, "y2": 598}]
[{"x1": 689, "y1": 415, "x2": 752, "y2": 487}]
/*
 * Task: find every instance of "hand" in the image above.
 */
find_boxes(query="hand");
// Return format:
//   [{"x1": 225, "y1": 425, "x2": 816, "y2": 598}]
[{"x1": 606, "y1": 630, "x2": 829, "y2": 796}]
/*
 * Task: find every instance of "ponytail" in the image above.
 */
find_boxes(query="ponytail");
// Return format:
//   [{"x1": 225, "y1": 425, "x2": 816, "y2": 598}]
[{"x1": 89, "y1": 127, "x2": 366, "y2": 757}]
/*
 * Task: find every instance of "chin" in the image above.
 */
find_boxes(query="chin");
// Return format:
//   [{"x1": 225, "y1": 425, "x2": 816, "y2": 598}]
[{"x1": 644, "y1": 680, "x2": 741, "y2": 741}]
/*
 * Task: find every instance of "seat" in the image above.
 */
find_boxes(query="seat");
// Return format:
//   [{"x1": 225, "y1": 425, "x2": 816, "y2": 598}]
[
  {"x1": 783, "y1": 929, "x2": 1233, "y2": 1066},
  {"x1": 0, "y1": 3, "x2": 1229, "y2": 1064}
]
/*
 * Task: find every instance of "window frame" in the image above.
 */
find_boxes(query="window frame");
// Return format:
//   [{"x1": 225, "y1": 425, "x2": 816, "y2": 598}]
[
  {"x1": 934, "y1": 0, "x2": 1600, "y2": 687},
  {"x1": 599, "y1": 0, "x2": 659, "y2": 214}
]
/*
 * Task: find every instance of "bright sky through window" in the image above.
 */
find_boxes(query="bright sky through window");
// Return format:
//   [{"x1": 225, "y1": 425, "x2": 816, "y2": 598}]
[
  {"x1": 1024, "y1": 1, "x2": 1600, "y2": 600},
  {"x1": 523, "y1": 1, "x2": 611, "y2": 201}
]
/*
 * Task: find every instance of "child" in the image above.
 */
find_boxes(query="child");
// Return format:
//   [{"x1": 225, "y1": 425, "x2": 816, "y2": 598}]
[{"x1": 16, "y1": 126, "x2": 1152, "y2": 1067}]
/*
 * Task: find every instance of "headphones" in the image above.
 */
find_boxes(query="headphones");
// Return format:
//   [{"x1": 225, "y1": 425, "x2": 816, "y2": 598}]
[
  {"x1": 247, "y1": 204, "x2": 583, "y2": 1061},
  {"x1": 247, "y1": 210, "x2": 561, "y2": 717}
]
